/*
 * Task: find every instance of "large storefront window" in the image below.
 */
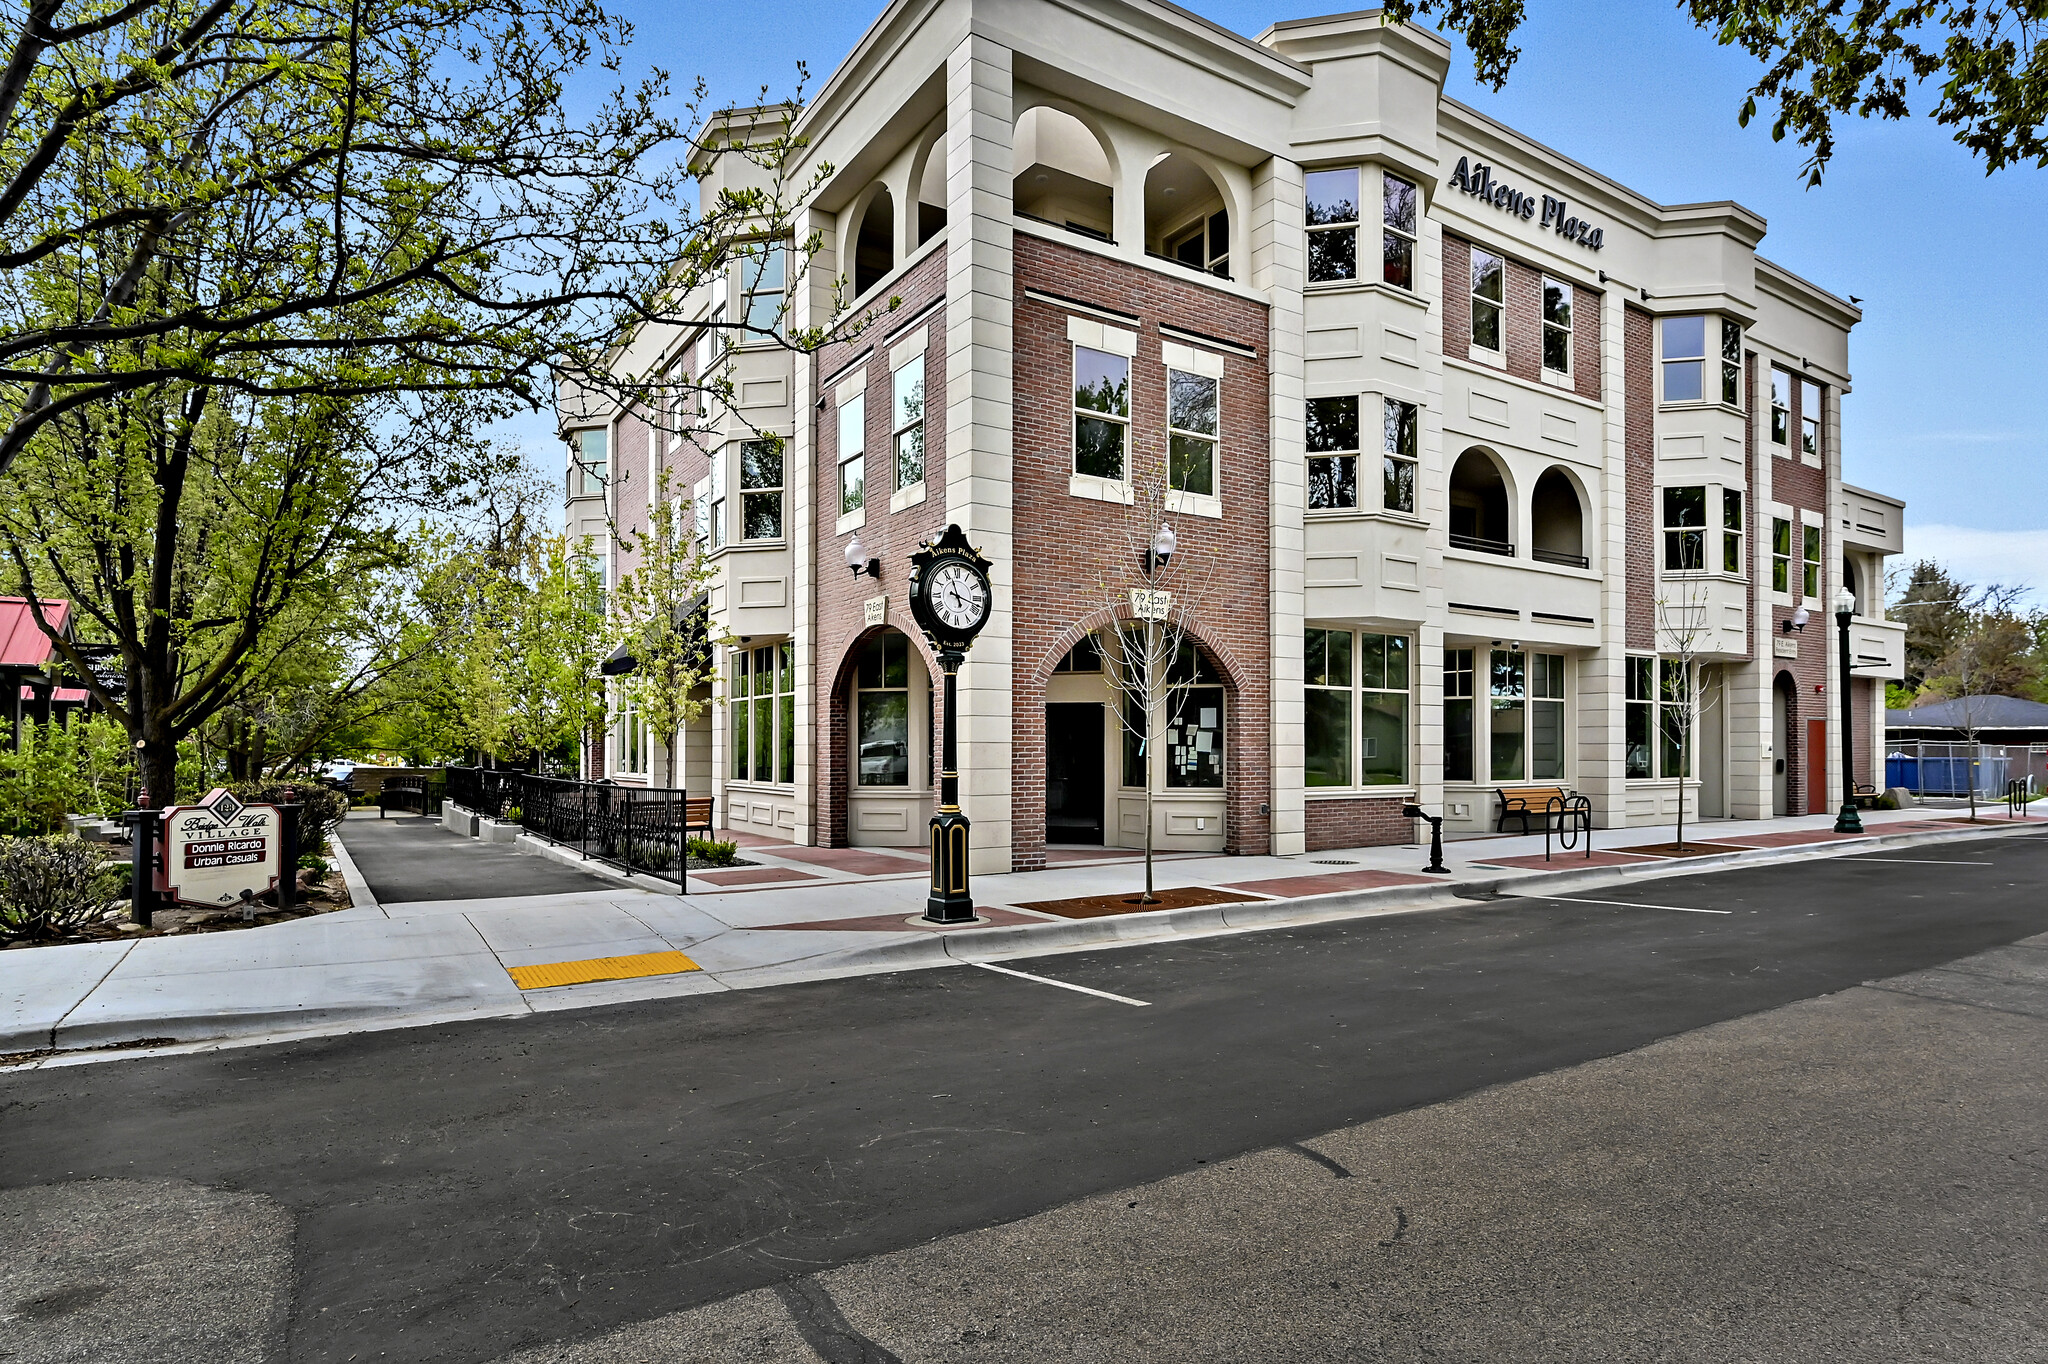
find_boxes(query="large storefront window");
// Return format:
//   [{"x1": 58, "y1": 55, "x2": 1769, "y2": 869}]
[
  {"x1": 1443, "y1": 648, "x2": 1474, "y2": 782},
  {"x1": 1626, "y1": 656, "x2": 1692, "y2": 779},
  {"x1": 614, "y1": 695, "x2": 651, "y2": 777},
  {"x1": 731, "y1": 642, "x2": 795, "y2": 784},
  {"x1": 1305, "y1": 627, "x2": 1409, "y2": 787},
  {"x1": 1489, "y1": 649, "x2": 1565, "y2": 782},
  {"x1": 1165, "y1": 642, "x2": 1223, "y2": 789},
  {"x1": 855, "y1": 633, "x2": 910, "y2": 787}
]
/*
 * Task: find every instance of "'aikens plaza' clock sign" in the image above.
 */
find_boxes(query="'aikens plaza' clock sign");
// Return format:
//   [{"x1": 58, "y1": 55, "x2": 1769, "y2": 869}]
[
  {"x1": 156, "y1": 788, "x2": 283, "y2": 908},
  {"x1": 1447, "y1": 156, "x2": 1605, "y2": 251}
]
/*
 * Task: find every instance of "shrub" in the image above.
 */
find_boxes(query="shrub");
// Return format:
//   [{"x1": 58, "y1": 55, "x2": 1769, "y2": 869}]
[
  {"x1": 296, "y1": 853, "x2": 331, "y2": 874},
  {"x1": 688, "y1": 836, "x2": 739, "y2": 866},
  {"x1": 0, "y1": 720, "x2": 87, "y2": 835},
  {"x1": 0, "y1": 836, "x2": 128, "y2": 940},
  {"x1": 227, "y1": 780, "x2": 349, "y2": 848},
  {"x1": 503, "y1": 805, "x2": 522, "y2": 822}
]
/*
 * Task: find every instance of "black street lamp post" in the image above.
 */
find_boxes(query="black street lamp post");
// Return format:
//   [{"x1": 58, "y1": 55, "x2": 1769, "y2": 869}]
[{"x1": 1833, "y1": 586, "x2": 1864, "y2": 834}]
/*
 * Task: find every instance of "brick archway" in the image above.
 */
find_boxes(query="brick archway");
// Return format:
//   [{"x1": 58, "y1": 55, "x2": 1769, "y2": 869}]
[{"x1": 821, "y1": 623, "x2": 945, "y2": 849}]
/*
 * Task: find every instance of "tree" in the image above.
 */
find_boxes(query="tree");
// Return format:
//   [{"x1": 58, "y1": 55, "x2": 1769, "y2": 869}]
[
  {"x1": 1892, "y1": 558, "x2": 1970, "y2": 692},
  {"x1": 1654, "y1": 577, "x2": 1717, "y2": 851},
  {"x1": 487, "y1": 528, "x2": 608, "y2": 772},
  {"x1": 607, "y1": 462, "x2": 728, "y2": 789},
  {"x1": 1388, "y1": 0, "x2": 2048, "y2": 181}
]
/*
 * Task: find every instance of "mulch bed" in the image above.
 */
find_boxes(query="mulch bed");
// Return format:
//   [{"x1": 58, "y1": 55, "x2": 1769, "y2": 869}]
[
  {"x1": 1016, "y1": 884, "x2": 1259, "y2": 919},
  {"x1": 1, "y1": 875, "x2": 355, "y2": 952},
  {"x1": 1608, "y1": 842, "x2": 1751, "y2": 859}
]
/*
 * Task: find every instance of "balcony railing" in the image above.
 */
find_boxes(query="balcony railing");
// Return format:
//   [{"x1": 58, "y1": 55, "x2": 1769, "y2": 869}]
[
  {"x1": 1450, "y1": 532, "x2": 1514, "y2": 557},
  {"x1": 1532, "y1": 546, "x2": 1590, "y2": 569},
  {"x1": 1143, "y1": 249, "x2": 1233, "y2": 283},
  {"x1": 1016, "y1": 210, "x2": 1113, "y2": 245}
]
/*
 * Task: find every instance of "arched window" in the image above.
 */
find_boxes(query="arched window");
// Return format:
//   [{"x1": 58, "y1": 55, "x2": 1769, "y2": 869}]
[
  {"x1": 1144, "y1": 152, "x2": 1229, "y2": 279},
  {"x1": 1449, "y1": 450, "x2": 1512, "y2": 555},
  {"x1": 854, "y1": 189, "x2": 894, "y2": 297},
  {"x1": 1531, "y1": 468, "x2": 1586, "y2": 568}
]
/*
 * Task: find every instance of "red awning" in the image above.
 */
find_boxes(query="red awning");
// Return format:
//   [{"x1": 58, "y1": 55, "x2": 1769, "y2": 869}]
[
  {"x1": 18, "y1": 686, "x2": 90, "y2": 703},
  {"x1": 0, "y1": 597, "x2": 70, "y2": 669}
]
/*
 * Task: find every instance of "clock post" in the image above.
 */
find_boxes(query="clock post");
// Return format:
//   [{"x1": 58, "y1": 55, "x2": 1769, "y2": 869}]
[{"x1": 907, "y1": 525, "x2": 992, "y2": 924}]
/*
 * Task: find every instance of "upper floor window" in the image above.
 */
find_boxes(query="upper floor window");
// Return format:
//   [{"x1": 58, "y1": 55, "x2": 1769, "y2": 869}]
[
  {"x1": 740, "y1": 241, "x2": 785, "y2": 337},
  {"x1": 1382, "y1": 173, "x2": 1416, "y2": 290},
  {"x1": 1382, "y1": 398, "x2": 1417, "y2": 514},
  {"x1": 1542, "y1": 277, "x2": 1571, "y2": 375},
  {"x1": 893, "y1": 355, "x2": 926, "y2": 490},
  {"x1": 1170, "y1": 210, "x2": 1230, "y2": 278},
  {"x1": 1802, "y1": 521, "x2": 1822, "y2": 597},
  {"x1": 1770, "y1": 370, "x2": 1790, "y2": 446},
  {"x1": 837, "y1": 393, "x2": 865, "y2": 516},
  {"x1": 1662, "y1": 485, "x2": 1706, "y2": 570},
  {"x1": 739, "y1": 438, "x2": 783, "y2": 541},
  {"x1": 1771, "y1": 516, "x2": 1791, "y2": 593},
  {"x1": 1723, "y1": 489, "x2": 1744, "y2": 575},
  {"x1": 1074, "y1": 345, "x2": 1130, "y2": 480},
  {"x1": 1720, "y1": 319, "x2": 1742, "y2": 405},
  {"x1": 1306, "y1": 395, "x2": 1359, "y2": 510},
  {"x1": 1470, "y1": 250, "x2": 1504, "y2": 353},
  {"x1": 1168, "y1": 369, "x2": 1219, "y2": 498},
  {"x1": 570, "y1": 428, "x2": 607, "y2": 497},
  {"x1": 1304, "y1": 168, "x2": 1358, "y2": 283},
  {"x1": 1661, "y1": 315, "x2": 1707, "y2": 401},
  {"x1": 1799, "y1": 377, "x2": 1823, "y2": 457}
]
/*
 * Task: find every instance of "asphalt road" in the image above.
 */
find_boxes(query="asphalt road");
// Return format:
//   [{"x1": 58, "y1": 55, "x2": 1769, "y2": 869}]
[{"x1": 3, "y1": 830, "x2": 2045, "y2": 1362}]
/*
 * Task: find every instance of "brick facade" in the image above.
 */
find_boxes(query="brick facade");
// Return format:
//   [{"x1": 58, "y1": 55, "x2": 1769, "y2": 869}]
[
  {"x1": 1622, "y1": 304, "x2": 1656, "y2": 650},
  {"x1": 1009, "y1": 233, "x2": 1273, "y2": 870},
  {"x1": 1442, "y1": 233, "x2": 1602, "y2": 403},
  {"x1": 1304, "y1": 795, "x2": 1412, "y2": 853}
]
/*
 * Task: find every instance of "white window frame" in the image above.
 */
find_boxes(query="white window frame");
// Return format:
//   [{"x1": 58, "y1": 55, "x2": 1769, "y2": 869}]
[
  {"x1": 836, "y1": 390, "x2": 866, "y2": 530},
  {"x1": 893, "y1": 353, "x2": 925, "y2": 494},
  {"x1": 1163, "y1": 340, "x2": 1223, "y2": 518},
  {"x1": 738, "y1": 239, "x2": 786, "y2": 342},
  {"x1": 1799, "y1": 376, "x2": 1824, "y2": 463},
  {"x1": 1381, "y1": 397, "x2": 1417, "y2": 515},
  {"x1": 1800, "y1": 511, "x2": 1823, "y2": 600},
  {"x1": 1660, "y1": 315, "x2": 1710, "y2": 403},
  {"x1": 1487, "y1": 648, "x2": 1569, "y2": 783},
  {"x1": 737, "y1": 438, "x2": 784, "y2": 544},
  {"x1": 1303, "y1": 626, "x2": 1413, "y2": 790},
  {"x1": 1167, "y1": 208, "x2": 1231, "y2": 279},
  {"x1": 1469, "y1": 248, "x2": 1505, "y2": 363},
  {"x1": 1306, "y1": 394, "x2": 1360, "y2": 513},
  {"x1": 1770, "y1": 510, "x2": 1793, "y2": 600},
  {"x1": 1304, "y1": 166, "x2": 1360, "y2": 286},
  {"x1": 1770, "y1": 368, "x2": 1790, "y2": 450},
  {"x1": 1661, "y1": 484, "x2": 1708, "y2": 572},
  {"x1": 1720, "y1": 318, "x2": 1743, "y2": 407},
  {"x1": 1722, "y1": 487, "x2": 1745, "y2": 577},
  {"x1": 569, "y1": 427, "x2": 607, "y2": 498},
  {"x1": 1067, "y1": 317, "x2": 1138, "y2": 502},
  {"x1": 613, "y1": 692, "x2": 652, "y2": 778},
  {"x1": 707, "y1": 447, "x2": 727, "y2": 551},
  {"x1": 1381, "y1": 170, "x2": 1416, "y2": 292},
  {"x1": 1624, "y1": 656, "x2": 1692, "y2": 781},
  {"x1": 1541, "y1": 276, "x2": 1572, "y2": 381},
  {"x1": 729, "y1": 641, "x2": 797, "y2": 787}
]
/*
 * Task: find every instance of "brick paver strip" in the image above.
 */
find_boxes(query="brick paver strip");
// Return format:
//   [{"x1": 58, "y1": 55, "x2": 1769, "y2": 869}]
[
  {"x1": 748, "y1": 907, "x2": 1050, "y2": 932},
  {"x1": 1609, "y1": 842, "x2": 1754, "y2": 858},
  {"x1": 772, "y1": 847, "x2": 929, "y2": 876},
  {"x1": 693, "y1": 867, "x2": 824, "y2": 886},
  {"x1": 506, "y1": 950, "x2": 699, "y2": 991},
  {"x1": 1223, "y1": 869, "x2": 1438, "y2": 898},
  {"x1": 1473, "y1": 851, "x2": 1663, "y2": 871}
]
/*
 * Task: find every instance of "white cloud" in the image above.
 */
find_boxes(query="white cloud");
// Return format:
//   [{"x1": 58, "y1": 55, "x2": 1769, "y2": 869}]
[{"x1": 1900, "y1": 524, "x2": 2048, "y2": 605}]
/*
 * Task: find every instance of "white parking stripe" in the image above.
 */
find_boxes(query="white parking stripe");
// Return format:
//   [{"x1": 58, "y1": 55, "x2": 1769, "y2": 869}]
[
  {"x1": 1511, "y1": 895, "x2": 1732, "y2": 915},
  {"x1": 971, "y1": 961, "x2": 1151, "y2": 1006},
  {"x1": 1849, "y1": 857, "x2": 1993, "y2": 865}
]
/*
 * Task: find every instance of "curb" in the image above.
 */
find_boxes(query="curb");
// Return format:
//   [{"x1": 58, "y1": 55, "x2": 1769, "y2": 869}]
[{"x1": 327, "y1": 830, "x2": 380, "y2": 913}]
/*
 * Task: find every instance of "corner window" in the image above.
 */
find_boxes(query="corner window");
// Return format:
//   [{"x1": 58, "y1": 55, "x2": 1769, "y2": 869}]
[
  {"x1": 731, "y1": 643, "x2": 796, "y2": 785},
  {"x1": 1306, "y1": 396, "x2": 1359, "y2": 510},
  {"x1": 1171, "y1": 209, "x2": 1231, "y2": 279},
  {"x1": 1382, "y1": 398, "x2": 1417, "y2": 513},
  {"x1": 1626, "y1": 657, "x2": 1693, "y2": 779},
  {"x1": 1304, "y1": 168, "x2": 1359, "y2": 283},
  {"x1": 1722, "y1": 489, "x2": 1744, "y2": 575},
  {"x1": 1661, "y1": 315, "x2": 1706, "y2": 401},
  {"x1": 1662, "y1": 485, "x2": 1706, "y2": 571},
  {"x1": 1720, "y1": 319, "x2": 1742, "y2": 406},
  {"x1": 739, "y1": 439, "x2": 783, "y2": 541},
  {"x1": 1542, "y1": 277, "x2": 1571, "y2": 375},
  {"x1": 1802, "y1": 522, "x2": 1822, "y2": 598},
  {"x1": 1799, "y1": 377, "x2": 1823, "y2": 457},
  {"x1": 1771, "y1": 517, "x2": 1791, "y2": 593},
  {"x1": 893, "y1": 355, "x2": 925, "y2": 490},
  {"x1": 740, "y1": 241, "x2": 786, "y2": 337},
  {"x1": 855, "y1": 634, "x2": 910, "y2": 788},
  {"x1": 1470, "y1": 250, "x2": 1504, "y2": 353},
  {"x1": 1074, "y1": 345, "x2": 1130, "y2": 480},
  {"x1": 837, "y1": 393, "x2": 866, "y2": 516},
  {"x1": 707, "y1": 447, "x2": 726, "y2": 550},
  {"x1": 1443, "y1": 648, "x2": 1474, "y2": 782},
  {"x1": 1660, "y1": 659, "x2": 1692, "y2": 778},
  {"x1": 1167, "y1": 369, "x2": 1218, "y2": 497},
  {"x1": 1490, "y1": 649, "x2": 1566, "y2": 782},
  {"x1": 571, "y1": 428, "x2": 607, "y2": 497},
  {"x1": 1770, "y1": 370, "x2": 1790, "y2": 446},
  {"x1": 1382, "y1": 172, "x2": 1416, "y2": 290},
  {"x1": 1304, "y1": 628, "x2": 1409, "y2": 788},
  {"x1": 1625, "y1": 657, "x2": 1654, "y2": 779}
]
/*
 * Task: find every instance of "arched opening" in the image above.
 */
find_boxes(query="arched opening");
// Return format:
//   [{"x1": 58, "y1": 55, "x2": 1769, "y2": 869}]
[
  {"x1": 1144, "y1": 152, "x2": 1230, "y2": 279},
  {"x1": 854, "y1": 188, "x2": 894, "y2": 297},
  {"x1": 1530, "y1": 467, "x2": 1587, "y2": 568},
  {"x1": 1012, "y1": 106, "x2": 1113, "y2": 241},
  {"x1": 1449, "y1": 450, "x2": 1512, "y2": 556},
  {"x1": 1772, "y1": 671, "x2": 1797, "y2": 816},
  {"x1": 1842, "y1": 555, "x2": 1861, "y2": 614},
  {"x1": 915, "y1": 142, "x2": 947, "y2": 246},
  {"x1": 828, "y1": 626, "x2": 936, "y2": 846}
]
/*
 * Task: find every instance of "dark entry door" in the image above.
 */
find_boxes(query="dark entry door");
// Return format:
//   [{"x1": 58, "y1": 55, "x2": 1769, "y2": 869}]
[
  {"x1": 1806, "y1": 718, "x2": 1829, "y2": 815},
  {"x1": 1046, "y1": 704, "x2": 1104, "y2": 844}
]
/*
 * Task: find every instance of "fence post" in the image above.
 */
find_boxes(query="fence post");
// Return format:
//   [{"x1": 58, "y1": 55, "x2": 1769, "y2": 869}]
[
  {"x1": 678, "y1": 789, "x2": 688, "y2": 896},
  {"x1": 624, "y1": 796, "x2": 635, "y2": 876}
]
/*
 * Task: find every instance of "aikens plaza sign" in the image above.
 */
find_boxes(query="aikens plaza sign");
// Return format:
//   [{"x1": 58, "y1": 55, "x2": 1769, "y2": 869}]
[
  {"x1": 1447, "y1": 156, "x2": 1605, "y2": 251},
  {"x1": 157, "y1": 788, "x2": 283, "y2": 907}
]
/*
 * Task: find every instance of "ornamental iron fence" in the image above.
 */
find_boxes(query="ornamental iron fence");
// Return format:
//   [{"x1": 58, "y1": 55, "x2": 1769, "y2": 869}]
[{"x1": 442, "y1": 767, "x2": 688, "y2": 889}]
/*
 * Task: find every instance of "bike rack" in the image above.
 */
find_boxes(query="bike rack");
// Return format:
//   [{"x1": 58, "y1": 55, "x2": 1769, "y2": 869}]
[{"x1": 1544, "y1": 794, "x2": 1594, "y2": 861}]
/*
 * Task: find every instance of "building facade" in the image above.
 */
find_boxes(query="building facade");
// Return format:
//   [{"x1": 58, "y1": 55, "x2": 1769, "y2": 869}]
[{"x1": 562, "y1": 0, "x2": 1908, "y2": 870}]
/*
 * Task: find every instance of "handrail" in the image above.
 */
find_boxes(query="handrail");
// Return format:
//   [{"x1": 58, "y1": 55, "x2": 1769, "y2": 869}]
[
  {"x1": 1450, "y1": 533, "x2": 1514, "y2": 557},
  {"x1": 442, "y1": 767, "x2": 689, "y2": 890}
]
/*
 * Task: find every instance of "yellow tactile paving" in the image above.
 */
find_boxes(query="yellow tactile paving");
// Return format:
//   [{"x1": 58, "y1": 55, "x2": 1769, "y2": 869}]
[{"x1": 506, "y1": 950, "x2": 700, "y2": 991}]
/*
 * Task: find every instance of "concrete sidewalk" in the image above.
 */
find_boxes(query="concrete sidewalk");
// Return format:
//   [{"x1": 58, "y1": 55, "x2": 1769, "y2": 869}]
[{"x1": 4, "y1": 806, "x2": 2043, "y2": 1062}]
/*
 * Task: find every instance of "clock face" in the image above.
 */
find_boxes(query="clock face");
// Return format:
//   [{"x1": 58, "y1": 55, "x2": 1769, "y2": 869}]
[{"x1": 925, "y1": 560, "x2": 989, "y2": 633}]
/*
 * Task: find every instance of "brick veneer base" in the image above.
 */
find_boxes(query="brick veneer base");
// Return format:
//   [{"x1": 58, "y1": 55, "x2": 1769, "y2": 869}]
[{"x1": 1304, "y1": 796, "x2": 1413, "y2": 851}]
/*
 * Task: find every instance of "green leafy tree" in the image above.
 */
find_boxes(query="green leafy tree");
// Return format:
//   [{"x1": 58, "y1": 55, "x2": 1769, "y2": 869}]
[{"x1": 1389, "y1": 0, "x2": 2048, "y2": 181}]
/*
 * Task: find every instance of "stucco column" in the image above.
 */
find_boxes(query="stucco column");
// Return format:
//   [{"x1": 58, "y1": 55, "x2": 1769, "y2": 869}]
[
  {"x1": 1250, "y1": 156, "x2": 1305, "y2": 856},
  {"x1": 1580, "y1": 286, "x2": 1630, "y2": 827},
  {"x1": 943, "y1": 34, "x2": 1016, "y2": 874},
  {"x1": 790, "y1": 202, "x2": 837, "y2": 846}
]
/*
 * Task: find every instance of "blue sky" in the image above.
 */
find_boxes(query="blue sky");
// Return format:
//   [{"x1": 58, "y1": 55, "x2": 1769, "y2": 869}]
[{"x1": 554, "y1": 0, "x2": 2047, "y2": 596}]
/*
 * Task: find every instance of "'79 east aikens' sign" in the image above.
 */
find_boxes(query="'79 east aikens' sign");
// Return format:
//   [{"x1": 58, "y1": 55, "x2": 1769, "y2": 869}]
[{"x1": 1447, "y1": 156, "x2": 1605, "y2": 251}]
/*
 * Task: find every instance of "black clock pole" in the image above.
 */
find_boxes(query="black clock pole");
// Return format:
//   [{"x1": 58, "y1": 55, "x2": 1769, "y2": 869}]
[{"x1": 926, "y1": 645, "x2": 975, "y2": 923}]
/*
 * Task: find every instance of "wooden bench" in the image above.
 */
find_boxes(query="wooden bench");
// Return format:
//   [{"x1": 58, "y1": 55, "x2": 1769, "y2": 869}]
[
  {"x1": 685, "y1": 796, "x2": 715, "y2": 841},
  {"x1": 1851, "y1": 783, "x2": 1883, "y2": 810},
  {"x1": 1495, "y1": 785, "x2": 1580, "y2": 835},
  {"x1": 378, "y1": 777, "x2": 437, "y2": 818}
]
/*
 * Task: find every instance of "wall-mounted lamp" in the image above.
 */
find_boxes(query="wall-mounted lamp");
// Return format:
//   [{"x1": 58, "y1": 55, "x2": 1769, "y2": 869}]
[
  {"x1": 1781, "y1": 606, "x2": 1810, "y2": 634},
  {"x1": 845, "y1": 533, "x2": 881, "y2": 579},
  {"x1": 1141, "y1": 523, "x2": 1177, "y2": 577}
]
